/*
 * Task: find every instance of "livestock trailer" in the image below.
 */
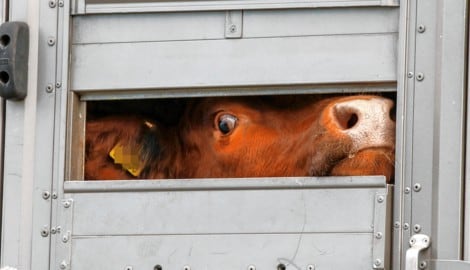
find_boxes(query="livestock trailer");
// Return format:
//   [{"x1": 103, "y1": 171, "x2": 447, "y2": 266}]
[{"x1": 0, "y1": 0, "x2": 468, "y2": 269}]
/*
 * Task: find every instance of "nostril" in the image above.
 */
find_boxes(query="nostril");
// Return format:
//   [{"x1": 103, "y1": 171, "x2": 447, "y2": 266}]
[
  {"x1": 346, "y1": 113, "x2": 358, "y2": 129},
  {"x1": 333, "y1": 105, "x2": 360, "y2": 130}
]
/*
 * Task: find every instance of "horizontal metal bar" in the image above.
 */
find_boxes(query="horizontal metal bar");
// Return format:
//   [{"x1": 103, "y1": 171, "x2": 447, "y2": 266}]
[
  {"x1": 64, "y1": 176, "x2": 388, "y2": 193},
  {"x1": 80, "y1": 0, "x2": 399, "y2": 14},
  {"x1": 78, "y1": 84, "x2": 397, "y2": 101}
]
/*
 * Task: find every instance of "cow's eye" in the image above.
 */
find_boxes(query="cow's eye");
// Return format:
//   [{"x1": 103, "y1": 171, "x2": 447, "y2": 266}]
[{"x1": 217, "y1": 114, "x2": 238, "y2": 135}]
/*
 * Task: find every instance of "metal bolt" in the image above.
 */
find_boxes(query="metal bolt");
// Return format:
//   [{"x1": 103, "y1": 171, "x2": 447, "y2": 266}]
[
  {"x1": 375, "y1": 232, "x2": 383, "y2": 239},
  {"x1": 414, "y1": 224, "x2": 422, "y2": 233},
  {"x1": 410, "y1": 238, "x2": 416, "y2": 245},
  {"x1": 407, "y1": 72, "x2": 414, "y2": 78},
  {"x1": 49, "y1": 0, "x2": 56, "y2": 8},
  {"x1": 377, "y1": 196, "x2": 384, "y2": 203},
  {"x1": 403, "y1": 223, "x2": 410, "y2": 230},
  {"x1": 413, "y1": 183, "x2": 422, "y2": 192},
  {"x1": 419, "y1": 261, "x2": 427, "y2": 269},
  {"x1": 417, "y1": 25, "x2": 426, "y2": 33},
  {"x1": 183, "y1": 266, "x2": 191, "y2": 270},
  {"x1": 229, "y1": 24, "x2": 237, "y2": 33},
  {"x1": 404, "y1": 187, "x2": 411, "y2": 194},
  {"x1": 248, "y1": 265, "x2": 256, "y2": 270},
  {"x1": 374, "y1": 259, "x2": 382, "y2": 267},
  {"x1": 63, "y1": 200, "x2": 71, "y2": 208},
  {"x1": 125, "y1": 267, "x2": 132, "y2": 270},
  {"x1": 58, "y1": 0, "x2": 64, "y2": 7},
  {"x1": 62, "y1": 234, "x2": 69, "y2": 243},
  {"x1": 416, "y1": 73, "x2": 425, "y2": 81},
  {"x1": 60, "y1": 261, "x2": 68, "y2": 269},
  {"x1": 56, "y1": 82, "x2": 62, "y2": 88},
  {"x1": 307, "y1": 265, "x2": 315, "y2": 270},
  {"x1": 41, "y1": 228, "x2": 49, "y2": 237},
  {"x1": 42, "y1": 191, "x2": 51, "y2": 199},
  {"x1": 46, "y1": 84, "x2": 54, "y2": 93},
  {"x1": 394, "y1": 221, "x2": 401, "y2": 229},
  {"x1": 47, "y1": 37, "x2": 56, "y2": 46},
  {"x1": 52, "y1": 193, "x2": 58, "y2": 199},
  {"x1": 50, "y1": 227, "x2": 57, "y2": 234}
]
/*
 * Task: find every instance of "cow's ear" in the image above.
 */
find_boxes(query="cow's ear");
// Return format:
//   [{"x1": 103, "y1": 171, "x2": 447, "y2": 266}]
[{"x1": 108, "y1": 120, "x2": 163, "y2": 178}]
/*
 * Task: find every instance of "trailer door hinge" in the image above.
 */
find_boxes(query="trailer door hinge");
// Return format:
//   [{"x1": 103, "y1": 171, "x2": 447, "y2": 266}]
[{"x1": 406, "y1": 234, "x2": 430, "y2": 270}]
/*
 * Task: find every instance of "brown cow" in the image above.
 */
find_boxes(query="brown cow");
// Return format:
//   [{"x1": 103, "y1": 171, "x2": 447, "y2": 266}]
[{"x1": 85, "y1": 95, "x2": 395, "y2": 181}]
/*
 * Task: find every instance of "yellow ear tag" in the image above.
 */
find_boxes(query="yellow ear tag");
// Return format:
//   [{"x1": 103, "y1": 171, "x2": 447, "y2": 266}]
[{"x1": 109, "y1": 143, "x2": 144, "y2": 177}]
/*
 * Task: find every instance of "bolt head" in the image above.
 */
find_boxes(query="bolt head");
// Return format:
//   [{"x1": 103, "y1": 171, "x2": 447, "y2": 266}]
[
  {"x1": 374, "y1": 259, "x2": 382, "y2": 266},
  {"x1": 413, "y1": 183, "x2": 422, "y2": 192},
  {"x1": 404, "y1": 187, "x2": 411, "y2": 194},
  {"x1": 414, "y1": 224, "x2": 422, "y2": 233},
  {"x1": 42, "y1": 191, "x2": 51, "y2": 199},
  {"x1": 417, "y1": 25, "x2": 426, "y2": 33},
  {"x1": 375, "y1": 232, "x2": 383, "y2": 239},
  {"x1": 49, "y1": 0, "x2": 56, "y2": 8},
  {"x1": 403, "y1": 223, "x2": 410, "y2": 230},
  {"x1": 377, "y1": 196, "x2": 384, "y2": 203}
]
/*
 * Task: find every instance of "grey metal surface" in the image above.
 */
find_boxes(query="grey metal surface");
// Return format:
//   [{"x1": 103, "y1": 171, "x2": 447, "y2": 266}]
[
  {"x1": 61, "y1": 178, "x2": 391, "y2": 269},
  {"x1": 396, "y1": 0, "x2": 468, "y2": 268},
  {"x1": 75, "y1": 0, "x2": 399, "y2": 14},
  {"x1": 70, "y1": 7, "x2": 397, "y2": 92},
  {"x1": 431, "y1": 260, "x2": 470, "y2": 270}
]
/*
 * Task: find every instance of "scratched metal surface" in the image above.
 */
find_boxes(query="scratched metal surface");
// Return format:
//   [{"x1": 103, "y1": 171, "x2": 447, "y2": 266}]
[{"x1": 64, "y1": 177, "x2": 388, "y2": 269}]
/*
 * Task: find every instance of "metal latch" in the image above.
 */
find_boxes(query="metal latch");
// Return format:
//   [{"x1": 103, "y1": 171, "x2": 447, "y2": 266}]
[
  {"x1": 406, "y1": 234, "x2": 430, "y2": 270},
  {"x1": 0, "y1": 22, "x2": 29, "y2": 100}
]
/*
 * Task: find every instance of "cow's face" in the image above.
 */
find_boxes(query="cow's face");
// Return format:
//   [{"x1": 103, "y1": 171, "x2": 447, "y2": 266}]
[{"x1": 175, "y1": 95, "x2": 395, "y2": 181}]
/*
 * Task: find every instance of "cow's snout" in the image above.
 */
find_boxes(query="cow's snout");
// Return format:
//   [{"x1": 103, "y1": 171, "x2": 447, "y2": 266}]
[{"x1": 331, "y1": 97, "x2": 395, "y2": 152}]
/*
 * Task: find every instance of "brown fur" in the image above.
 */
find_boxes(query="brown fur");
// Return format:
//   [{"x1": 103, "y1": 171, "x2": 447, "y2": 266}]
[{"x1": 85, "y1": 95, "x2": 395, "y2": 181}]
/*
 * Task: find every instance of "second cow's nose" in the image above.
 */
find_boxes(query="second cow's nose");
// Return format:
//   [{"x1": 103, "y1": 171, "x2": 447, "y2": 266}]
[{"x1": 331, "y1": 96, "x2": 396, "y2": 151}]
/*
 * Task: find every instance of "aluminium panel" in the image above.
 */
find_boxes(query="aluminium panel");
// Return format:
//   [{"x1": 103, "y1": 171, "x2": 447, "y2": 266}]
[
  {"x1": 70, "y1": 33, "x2": 397, "y2": 91},
  {"x1": 72, "y1": 7, "x2": 398, "y2": 45},
  {"x1": 62, "y1": 177, "x2": 390, "y2": 270},
  {"x1": 75, "y1": 0, "x2": 399, "y2": 14},
  {"x1": 71, "y1": 234, "x2": 374, "y2": 270}
]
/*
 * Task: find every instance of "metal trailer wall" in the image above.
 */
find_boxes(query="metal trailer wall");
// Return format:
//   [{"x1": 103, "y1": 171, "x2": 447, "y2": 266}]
[{"x1": 0, "y1": 0, "x2": 469, "y2": 269}]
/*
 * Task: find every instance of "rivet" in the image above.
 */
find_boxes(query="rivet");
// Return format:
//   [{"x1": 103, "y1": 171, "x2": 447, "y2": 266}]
[
  {"x1": 407, "y1": 72, "x2": 414, "y2": 78},
  {"x1": 42, "y1": 191, "x2": 51, "y2": 199},
  {"x1": 413, "y1": 183, "x2": 422, "y2": 192},
  {"x1": 229, "y1": 24, "x2": 237, "y2": 33},
  {"x1": 410, "y1": 238, "x2": 416, "y2": 245},
  {"x1": 56, "y1": 82, "x2": 62, "y2": 88},
  {"x1": 404, "y1": 187, "x2": 411, "y2": 194},
  {"x1": 377, "y1": 196, "x2": 384, "y2": 203},
  {"x1": 375, "y1": 232, "x2": 383, "y2": 239},
  {"x1": 47, "y1": 37, "x2": 56, "y2": 46},
  {"x1": 248, "y1": 265, "x2": 256, "y2": 270},
  {"x1": 183, "y1": 266, "x2": 191, "y2": 270},
  {"x1": 125, "y1": 267, "x2": 133, "y2": 270},
  {"x1": 417, "y1": 25, "x2": 426, "y2": 33},
  {"x1": 63, "y1": 200, "x2": 71, "y2": 208},
  {"x1": 307, "y1": 265, "x2": 315, "y2": 270},
  {"x1": 41, "y1": 228, "x2": 49, "y2": 237},
  {"x1": 46, "y1": 84, "x2": 54, "y2": 93},
  {"x1": 394, "y1": 221, "x2": 401, "y2": 229},
  {"x1": 414, "y1": 224, "x2": 422, "y2": 233},
  {"x1": 62, "y1": 234, "x2": 69, "y2": 243},
  {"x1": 58, "y1": 0, "x2": 64, "y2": 7},
  {"x1": 60, "y1": 261, "x2": 67, "y2": 270},
  {"x1": 403, "y1": 223, "x2": 410, "y2": 230},
  {"x1": 419, "y1": 261, "x2": 427, "y2": 269},
  {"x1": 50, "y1": 227, "x2": 57, "y2": 234},
  {"x1": 52, "y1": 193, "x2": 58, "y2": 199},
  {"x1": 416, "y1": 73, "x2": 425, "y2": 81},
  {"x1": 374, "y1": 259, "x2": 382, "y2": 266},
  {"x1": 48, "y1": 0, "x2": 56, "y2": 8}
]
